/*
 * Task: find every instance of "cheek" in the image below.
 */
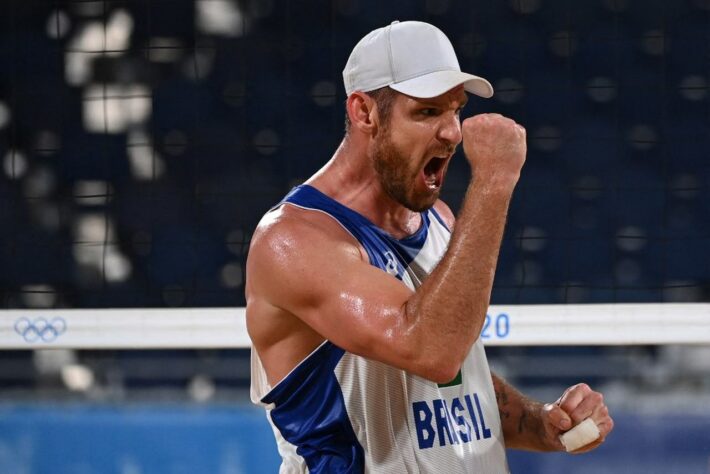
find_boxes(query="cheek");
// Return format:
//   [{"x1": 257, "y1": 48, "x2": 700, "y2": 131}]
[{"x1": 387, "y1": 126, "x2": 430, "y2": 162}]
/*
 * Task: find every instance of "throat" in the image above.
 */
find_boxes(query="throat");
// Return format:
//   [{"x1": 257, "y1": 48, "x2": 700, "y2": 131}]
[{"x1": 374, "y1": 206, "x2": 423, "y2": 239}]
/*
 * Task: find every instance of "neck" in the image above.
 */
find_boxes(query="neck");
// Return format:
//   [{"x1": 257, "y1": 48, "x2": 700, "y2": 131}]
[{"x1": 305, "y1": 137, "x2": 422, "y2": 238}]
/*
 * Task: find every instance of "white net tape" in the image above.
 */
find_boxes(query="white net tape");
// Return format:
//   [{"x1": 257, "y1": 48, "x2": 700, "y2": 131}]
[{"x1": 1, "y1": 303, "x2": 708, "y2": 349}]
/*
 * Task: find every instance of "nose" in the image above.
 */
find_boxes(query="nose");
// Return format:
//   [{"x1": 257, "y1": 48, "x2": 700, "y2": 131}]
[{"x1": 437, "y1": 112, "x2": 462, "y2": 147}]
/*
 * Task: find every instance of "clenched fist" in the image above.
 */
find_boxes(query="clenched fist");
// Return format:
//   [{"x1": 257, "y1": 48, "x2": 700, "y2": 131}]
[
  {"x1": 461, "y1": 113, "x2": 527, "y2": 188},
  {"x1": 539, "y1": 383, "x2": 614, "y2": 453}
]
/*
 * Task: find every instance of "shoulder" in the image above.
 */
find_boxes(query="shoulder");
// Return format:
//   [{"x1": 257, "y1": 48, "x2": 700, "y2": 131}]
[
  {"x1": 251, "y1": 203, "x2": 362, "y2": 251},
  {"x1": 432, "y1": 199, "x2": 456, "y2": 230},
  {"x1": 247, "y1": 203, "x2": 365, "y2": 284}
]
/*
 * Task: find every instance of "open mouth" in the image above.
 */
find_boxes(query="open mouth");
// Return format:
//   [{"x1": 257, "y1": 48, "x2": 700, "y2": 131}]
[{"x1": 422, "y1": 156, "x2": 447, "y2": 190}]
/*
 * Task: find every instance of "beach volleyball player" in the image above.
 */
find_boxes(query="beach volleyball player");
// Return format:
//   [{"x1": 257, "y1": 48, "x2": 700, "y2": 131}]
[{"x1": 246, "y1": 21, "x2": 614, "y2": 473}]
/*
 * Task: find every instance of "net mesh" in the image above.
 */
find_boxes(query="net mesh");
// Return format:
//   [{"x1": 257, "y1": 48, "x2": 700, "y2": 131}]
[
  {"x1": 1, "y1": 8, "x2": 710, "y2": 473},
  {"x1": 0, "y1": 0, "x2": 709, "y2": 397},
  {"x1": 1, "y1": 0, "x2": 708, "y2": 311}
]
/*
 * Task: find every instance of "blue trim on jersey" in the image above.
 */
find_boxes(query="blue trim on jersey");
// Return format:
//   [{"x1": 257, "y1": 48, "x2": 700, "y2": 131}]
[
  {"x1": 429, "y1": 207, "x2": 451, "y2": 233},
  {"x1": 261, "y1": 342, "x2": 365, "y2": 473},
  {"x1": 281, "y1": 185, "x2": 432, "y2": 279}
]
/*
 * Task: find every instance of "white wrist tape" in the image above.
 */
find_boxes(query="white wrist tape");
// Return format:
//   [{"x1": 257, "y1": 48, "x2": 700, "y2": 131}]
[{"x1": 559, "y1": 418, "x2": 600, "y2": 452}]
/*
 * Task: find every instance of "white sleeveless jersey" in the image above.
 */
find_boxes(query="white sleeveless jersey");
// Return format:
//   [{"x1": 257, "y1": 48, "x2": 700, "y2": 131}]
[{"x1": 251, "y1": 185, "x2": 509, "y2": 473}]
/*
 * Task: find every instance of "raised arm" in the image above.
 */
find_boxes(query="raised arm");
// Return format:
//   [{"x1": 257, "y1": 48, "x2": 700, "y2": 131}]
[
  {"x1": 247, "y1": 114, "x2": 526, "y2": 384},
  {"x1": 403, "y1": 114, "x2": 526, "y2": 380}
]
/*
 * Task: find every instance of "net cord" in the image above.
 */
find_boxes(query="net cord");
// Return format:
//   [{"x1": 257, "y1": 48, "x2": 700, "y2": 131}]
[{"x1": 1, "y1": 303, "x2": 708, "y2": 349}]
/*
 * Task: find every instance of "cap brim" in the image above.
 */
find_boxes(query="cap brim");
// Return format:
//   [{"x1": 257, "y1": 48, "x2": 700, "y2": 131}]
[{"x1": 389, "y1": 70, "x2": 494, "y2": 99}]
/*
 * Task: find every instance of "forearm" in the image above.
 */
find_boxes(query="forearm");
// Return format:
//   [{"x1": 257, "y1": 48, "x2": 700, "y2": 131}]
[
  {"x1": 492, "y1": 372, "x2": 553, "y2": 452},
  {"x1": 403, "y1": 178, "x2": 515, "y2": 374}
]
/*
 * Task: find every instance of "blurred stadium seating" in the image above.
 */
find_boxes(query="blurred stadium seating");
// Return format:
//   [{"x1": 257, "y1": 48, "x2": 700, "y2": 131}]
[{"x1": 0, "y1": 0, "x2": 708, "y2": 472}]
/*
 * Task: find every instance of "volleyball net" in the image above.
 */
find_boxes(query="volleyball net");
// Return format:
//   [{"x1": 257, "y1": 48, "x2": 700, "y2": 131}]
[
  {"x1": 0, "y1": 0, "x2": 707, "y2": 394},
  {"x1": 1, "y1": 0, "x2": 708, "y2": 313},
  {"x1": 0, "y1": 2, "x2": 709, "y2": 472}
]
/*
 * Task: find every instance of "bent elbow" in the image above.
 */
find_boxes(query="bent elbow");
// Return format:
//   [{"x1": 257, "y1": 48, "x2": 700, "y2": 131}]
[
  {"x1": 398, "y1": 338, "x2": 468, "y2": 384},
  {"x1": 415, "y1": 358, "x2": 463, "y2": 385},
  {"x1": 432, "y1": 362, "x2": 463, "y2": 385}
]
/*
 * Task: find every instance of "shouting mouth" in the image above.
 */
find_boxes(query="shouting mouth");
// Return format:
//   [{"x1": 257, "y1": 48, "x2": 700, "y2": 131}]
[{"x1": 422, "y1": 156, "x2": 448, "y2": 190}]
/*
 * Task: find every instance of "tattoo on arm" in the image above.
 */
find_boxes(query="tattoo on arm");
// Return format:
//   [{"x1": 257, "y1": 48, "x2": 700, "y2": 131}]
[
  {"x1": 495, "y1": 385, "x2": 511, "y2": 421},
  {"x1": 492, "y1": 372, "x2": 548, "y2": 450},
  {"x1": 496, "y1": 382, "x2": 528, "y2": 434},
  {"x1": 517, "y1": 410, "x2": 527, "y2": 434}
]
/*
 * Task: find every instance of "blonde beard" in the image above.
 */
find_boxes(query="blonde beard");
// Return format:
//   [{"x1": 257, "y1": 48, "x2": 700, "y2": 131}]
[{"x1": 372, "y1": 131, "x2": 440, "y2": 212}]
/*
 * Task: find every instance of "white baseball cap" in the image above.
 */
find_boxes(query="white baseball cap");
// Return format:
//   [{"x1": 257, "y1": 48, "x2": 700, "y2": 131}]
[{"x1": 343, "y1": 21, "x2": 493, "y2": 99}]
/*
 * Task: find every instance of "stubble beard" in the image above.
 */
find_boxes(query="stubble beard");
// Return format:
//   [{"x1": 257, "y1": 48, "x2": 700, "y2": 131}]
[{"x1": 372, "y1": 130, "x2": 440, "y2": 213}]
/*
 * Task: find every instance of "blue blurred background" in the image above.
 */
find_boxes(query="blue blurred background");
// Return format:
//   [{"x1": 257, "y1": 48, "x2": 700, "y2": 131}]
[{"x1": 0, "y1": 0, "x2": 708, "y2": 472}]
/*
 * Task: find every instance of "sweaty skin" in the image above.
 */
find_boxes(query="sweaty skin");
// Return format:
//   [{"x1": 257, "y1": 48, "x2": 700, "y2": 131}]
[{"x1": 245, "y1": 85, "x2": 613, "y2": 452}]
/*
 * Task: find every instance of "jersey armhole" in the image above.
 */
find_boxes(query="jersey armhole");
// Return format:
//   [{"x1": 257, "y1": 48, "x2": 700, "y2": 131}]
[
  {"x1": 429, "y1": 207, "x2": 452, "y2": 233},
  {"x1": 281, "y1": 201, "x2": 373, "y2": 265}
]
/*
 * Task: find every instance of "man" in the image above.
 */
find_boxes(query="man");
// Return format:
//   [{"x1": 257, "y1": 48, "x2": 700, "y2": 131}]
[{"x1": 246, "y1": 20, "x2": 613, "y2": 473}]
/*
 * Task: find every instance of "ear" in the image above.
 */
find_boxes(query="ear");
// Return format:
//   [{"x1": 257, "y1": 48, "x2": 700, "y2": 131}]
[{"x1": 346, "y1": 92, "x2": 377, "y2": 134}]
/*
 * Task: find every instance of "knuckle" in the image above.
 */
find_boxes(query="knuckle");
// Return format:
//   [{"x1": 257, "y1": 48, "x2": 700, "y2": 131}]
[
  {"x1": 463, "y1": 116, "x2": 480, "y2": 128},
  {"x1": 601, "y1": 418, "x2": 614, "y2": 435},
  {"x1": 559, "y1": 399, "x2": 574, "y2": 412}
]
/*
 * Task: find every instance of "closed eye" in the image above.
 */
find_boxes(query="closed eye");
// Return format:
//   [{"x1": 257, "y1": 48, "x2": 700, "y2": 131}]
[{"x1": 420, "y1": 108, "x2": 440, "y2": 117}]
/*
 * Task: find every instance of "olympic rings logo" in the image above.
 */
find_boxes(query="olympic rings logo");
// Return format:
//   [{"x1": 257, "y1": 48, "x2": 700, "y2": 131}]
[{"x1": 14, "y1": 317, "x2": 67, "y2": 343}]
